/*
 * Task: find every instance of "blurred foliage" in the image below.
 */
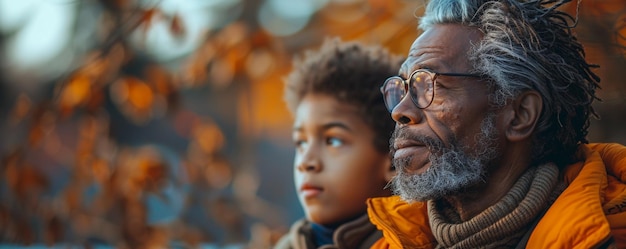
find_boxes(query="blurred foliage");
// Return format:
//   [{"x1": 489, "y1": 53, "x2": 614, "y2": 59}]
[{"x1": 0, "y1": 0, "x2": 625, "y2": 248}]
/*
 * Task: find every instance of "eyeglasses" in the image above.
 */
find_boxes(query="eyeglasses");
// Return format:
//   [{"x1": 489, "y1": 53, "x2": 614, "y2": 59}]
[{"x1": 380, "y1": 69, "x2": 482, "y2": 112}]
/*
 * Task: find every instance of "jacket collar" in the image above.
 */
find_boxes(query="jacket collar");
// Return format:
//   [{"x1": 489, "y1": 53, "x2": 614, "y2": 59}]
[
  {"x1": 528, "y1": 143, "x2": 621, "y2": 248},
  {"x1": 287, "y1": 213, "x2": 382, "y2": 249},
  {"x1": 367, "y1": 196, "x2": 435, "y2": 248}
]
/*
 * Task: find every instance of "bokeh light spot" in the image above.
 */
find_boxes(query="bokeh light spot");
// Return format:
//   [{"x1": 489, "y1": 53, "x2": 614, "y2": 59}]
[{"x1": 259, "y1": 0, "x2": 315, "y2": 36}]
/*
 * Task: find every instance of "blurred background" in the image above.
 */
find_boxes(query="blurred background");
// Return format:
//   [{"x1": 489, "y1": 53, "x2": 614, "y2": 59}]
[{"x1": 0, "y1": 0, "x2": 624, "y2": 248}]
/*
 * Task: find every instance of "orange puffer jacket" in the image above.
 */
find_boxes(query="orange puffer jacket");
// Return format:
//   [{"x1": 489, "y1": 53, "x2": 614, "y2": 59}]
[{"x1": 367, "y1": 143, "x2": 626, "y2": 249}]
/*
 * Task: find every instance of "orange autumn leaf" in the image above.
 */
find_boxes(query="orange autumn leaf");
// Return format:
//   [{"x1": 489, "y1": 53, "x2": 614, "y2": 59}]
[
  {"x1": 25, "y1": 110, "x2": 46, "y2": 146},
  {"x1": 6, "y1": 164, "x2": 49, "y2": 203},
  {"x1": 139, "y1": 8, "x2": 161, "y2": 34},
  {"x1": 111, "y1": 76, "x2": 155, "y2": 123},
  {"x1": 85, "y1": 89, "x2": 105, "y2": 114},
  {"x1": 79, "y1": 52, "x2": 109, "y2": 81},
  {"x1": 208, "y1": 57, "x2": 235, "y2": 87},
  {"x1": 27, "y1": 126, "x2": 44, "y2": 147},
  {"x1": 192, "y1": 122, "x2": 225, "y2": 154},
  {"x1": 27, "y1": 110, "x2": 56, "y2": 147},
  {"x1": 130, "y1": 149, "x2": 168, "y2": 192},
  {"x1": 145, "y1": 66, "x2": 171, "y2": 94},
  {"x1": 92, "y1": 158, "x2": 111, "y2": 185},
  {"x1": 58, "y1": 73, "x2": 92, "y2": 116},
  {"x1": 225, "y1": 43, "x2": 251, "y2": 73},
  {"x1": 250, "y1": 29, "x2": 272, "y2": 48},
  {"x1": 127, "y1": 79, "x2": 154, "y2": 111},
  {"x1": 9, "y1": 94, "x2": 32, "y2": 124},
  {"x1": 64, "y1": 185, "x2": 82, "y2": 212}
]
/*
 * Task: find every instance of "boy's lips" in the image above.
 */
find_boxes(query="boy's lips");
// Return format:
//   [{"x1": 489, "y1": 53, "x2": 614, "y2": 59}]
[{"x1": 300, "y1": 183, "x2": 323, "y2": 198}]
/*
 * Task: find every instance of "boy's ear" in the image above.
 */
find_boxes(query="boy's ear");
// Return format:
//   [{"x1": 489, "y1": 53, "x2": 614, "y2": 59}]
[
  {"x1": 384, "y1": 159, "x2": 395, "y2": 182},
  {"x1": 504, "y1": 90, "x2": 542, "y2": 142}
]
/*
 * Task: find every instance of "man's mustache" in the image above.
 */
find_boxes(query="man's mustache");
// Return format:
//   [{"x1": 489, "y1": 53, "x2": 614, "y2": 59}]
[{"x1": 389, "y1": 127, "x2": 445, "y2": 157}]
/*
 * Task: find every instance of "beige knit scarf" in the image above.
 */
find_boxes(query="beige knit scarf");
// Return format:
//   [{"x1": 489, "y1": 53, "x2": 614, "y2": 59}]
[{"x1": 429, "y1": 164, "x2": 564, "y2": 249}]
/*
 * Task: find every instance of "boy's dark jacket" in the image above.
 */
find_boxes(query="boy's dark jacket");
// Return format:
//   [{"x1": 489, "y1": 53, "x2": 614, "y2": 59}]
[{"x1": 274, "y1": 213, "x2": 381, "y2": 249}]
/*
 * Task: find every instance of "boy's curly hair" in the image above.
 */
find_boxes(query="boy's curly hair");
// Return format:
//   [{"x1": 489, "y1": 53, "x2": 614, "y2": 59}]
[{"x1": 284, "y1": 38, "x2": 402, "y2": 153}]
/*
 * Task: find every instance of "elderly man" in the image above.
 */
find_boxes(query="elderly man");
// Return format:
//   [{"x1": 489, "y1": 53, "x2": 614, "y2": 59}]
[{"x1": 368, "y1": 0, "x2": 626, "y2": 248}]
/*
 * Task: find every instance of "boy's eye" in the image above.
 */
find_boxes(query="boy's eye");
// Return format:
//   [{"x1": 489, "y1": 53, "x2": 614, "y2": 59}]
[
  {"x1": 294, "y1": 139, "x2": 308, "y2": 149},
  {"x1": 326, "y1": 137, "x2": 343, "y2": 147}
]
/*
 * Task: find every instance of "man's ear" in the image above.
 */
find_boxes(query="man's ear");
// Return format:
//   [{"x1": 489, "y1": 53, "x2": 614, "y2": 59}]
[{"x1": 505, "y1": 90, "x2": 542, "y2": 142}]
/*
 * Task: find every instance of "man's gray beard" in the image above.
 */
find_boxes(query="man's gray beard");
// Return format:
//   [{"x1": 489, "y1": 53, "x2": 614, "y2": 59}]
[{"x1": 390, "y1": 114, "x2": 499, "y2": 202}]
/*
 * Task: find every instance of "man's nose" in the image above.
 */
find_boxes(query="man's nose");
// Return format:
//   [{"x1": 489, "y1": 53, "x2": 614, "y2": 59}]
[{"x1": 391, "y1": 94, "x2": 423, "y2": 125}]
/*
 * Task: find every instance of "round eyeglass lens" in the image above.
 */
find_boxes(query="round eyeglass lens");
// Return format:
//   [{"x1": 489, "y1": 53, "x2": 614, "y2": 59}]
[
  {"x1": 382, "y1": 77, "x2": 405, "y2": 112},
  {"x1": 410, "y1": 71, "x2": 434, "y2": 108}
]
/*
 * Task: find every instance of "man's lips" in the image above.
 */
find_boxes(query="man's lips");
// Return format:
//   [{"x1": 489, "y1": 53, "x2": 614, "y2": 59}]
[
  {"x1": 393, "y1": 139, "x2": 427, "y2": 157},
  {"x1": 393, "y1": 145, "x2": 427, "y2": 160},
  {"x1": 393, "y1": 139, "x2": 425, "y2": 150},
  {"x1": 392, "y1": 139, "x2": 431, "y2": 173}
]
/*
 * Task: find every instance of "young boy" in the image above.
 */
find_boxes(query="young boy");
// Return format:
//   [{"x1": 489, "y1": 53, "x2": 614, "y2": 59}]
[{"x1": 274, "y1": 38, "x2": 401, "y2": 248}]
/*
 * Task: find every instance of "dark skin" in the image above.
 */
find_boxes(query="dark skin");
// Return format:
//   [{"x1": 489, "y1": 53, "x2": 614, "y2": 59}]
[{"x1": 392, "y1": 24, "x2": 543, "y2": 221}]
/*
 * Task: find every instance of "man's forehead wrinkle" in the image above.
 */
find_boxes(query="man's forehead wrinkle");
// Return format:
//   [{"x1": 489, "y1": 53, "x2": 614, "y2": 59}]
[
  {"x1": 403, "y1": 49, "x2": 453, "y2": 76},
  {"x1": 409, "y1": 44, "x2": 444, "y2": 58},
  {"x1": 402, "y1": 46, "x2": 433, "y2": 76}
]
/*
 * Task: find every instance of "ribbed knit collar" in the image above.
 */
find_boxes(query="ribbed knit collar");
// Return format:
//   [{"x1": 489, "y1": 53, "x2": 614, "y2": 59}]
[{"x1": 428, "y1": 164, "x2": 563, "y2": 249}]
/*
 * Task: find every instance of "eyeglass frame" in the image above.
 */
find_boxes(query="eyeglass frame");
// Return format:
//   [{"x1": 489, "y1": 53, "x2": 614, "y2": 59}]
[{"x1": 380, "y1": 68, "x2": 483, "y2": 112}]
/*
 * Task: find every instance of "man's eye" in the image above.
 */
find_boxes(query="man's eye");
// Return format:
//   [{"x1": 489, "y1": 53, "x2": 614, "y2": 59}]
[
  {"x1": 326, "y1": 137, "x2": 343, "y2": 147},
  {"x1": 433, "y1": 81, "x2": 448, "y2": 90}
]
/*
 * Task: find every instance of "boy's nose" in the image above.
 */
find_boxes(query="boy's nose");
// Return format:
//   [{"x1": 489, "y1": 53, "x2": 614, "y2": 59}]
[
  {"x1": 296, "y1": 148, "x2": 322, "y2": 172},
  {"x1": 299, "y1": 163, "x2": 319, "y2": 172}
]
